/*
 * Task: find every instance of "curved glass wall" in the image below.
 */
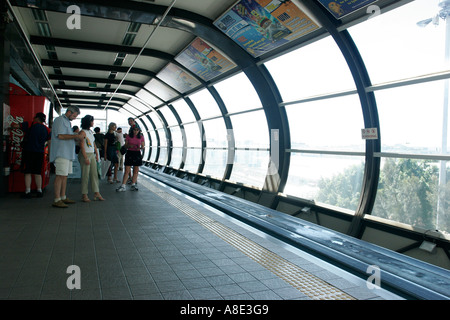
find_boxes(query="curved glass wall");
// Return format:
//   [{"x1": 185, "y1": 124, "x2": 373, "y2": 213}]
[
  {"x1": 283, "y1": 94, "x2": 365, "y2": 210},
  {"x1": 348, "y1": 0, "x2": 450, "y2": 234},
  {"x1": 119, "y1": 0, "x2": 450, "y2": 236}
]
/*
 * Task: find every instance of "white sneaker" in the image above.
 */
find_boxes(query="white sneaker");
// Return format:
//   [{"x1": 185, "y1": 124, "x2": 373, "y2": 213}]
[
  {"x1": 116, "y1": 185, "x2": 126, "y2": 192},
  {"x1": 131, "y1": 184, "x2": 138, "y2": 191}
]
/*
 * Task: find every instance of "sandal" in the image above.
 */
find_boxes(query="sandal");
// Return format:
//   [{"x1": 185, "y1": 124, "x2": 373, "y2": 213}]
[
  {"x1": 82, "y1": 196, "x2": 91, "y2": 202},
  {"x1": 94, "y1": 196, "x2": 105, "y2": 201}
]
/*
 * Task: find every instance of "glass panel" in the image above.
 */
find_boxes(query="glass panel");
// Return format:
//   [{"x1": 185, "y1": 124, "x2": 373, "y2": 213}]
[
  {"x1": 264, "y1": 36, "x2": 355, "y2": 102},
  {"x1": 140, "y1": 116, "x2": 153, "y2": 134},
  {"x1": 189, "y1": 88, "x2": 222, "y2": 119},
  {"x1": 183, "y1": 123, "x2": 201, "y2": 148},
  {"x1": 229, "y1": 150, "x2": 270, "y2": 188},
  {"x1": 158, "y1": 147, "x2": 167, "y2": 165},
  {"x1": 148, "y1": 111, "x2": 164, "y2": 130},
  {"x1": 149, "y1": 131, "x2": 157, "y2": 162},
  {"x1": 285, "y1": 153, "x2": 365, "y2": 211},
  {"x1": 203, "y1": 149, "x2": 227, "y2": 179},
  {"x1": 286, "y1": 94, "x2": 365, "y2": 152},
  {"x1": 142, "y1": 139, "x2": 150, "y2": 161},
  {"x1": 149, "y1": 146, "x2": 157, "y2": 163},
  {"x1": 229, "y1": 110, "x2": 269, "y2": 148},
  {"x1": 170, "y1": 126, "x2": 183, "y2": 148},
  {"x1": 135, "y1": 89, "x2": 162, "y2": 108},
  {"x1": 157, "y1": 128, "x2": 167, "y2": 147},
  {"x1": 145, "y1": 79, "x2": 178, "y2": 101},
  {"x1": 376, "y1": 80, "x2": 448, "y2": 154},
  {"x1": 348, "y1": 0, "x2": 447, "y2": 84},
  {"x1": 373, "y1": 157, "x2": 450, "y2": 235},
  {"x1": 202, "y1": 118, "x2": 228, "y2": 148},
  {"x1": 159, "y1": 105, "x2": 179, "y2": 126},
  {"x1": 214, "y1": 72, "x2": 262, "y2": 114},
  {"x1": 171, "y1": 99, "x2": 196, "y2": 123},
  {"x1": 170, "y1": 147, "x2": 182, "y2": 168},
  {"x1": 127, "y1": 98, "x2": 151, "y2": 113},
  {"x1": 184, "y1": 148, "x2": 201, "y2": 172}
]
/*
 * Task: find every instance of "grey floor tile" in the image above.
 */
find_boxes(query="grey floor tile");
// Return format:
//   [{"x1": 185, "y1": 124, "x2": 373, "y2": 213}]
[
  {"x1": 101, "y1": 286, "x2": 132, "y2": 300},
  {"x1": 189, "y1": 287, "x2": 222, "y2": 300},
  {"x1": 0, "y1": 175, "x2": 390, "y2": 301},
  {"x1": 215, "y1": 283, "x2": 246, "y2": 297},
  {"x1": 162, "y1": 289, "x2": 193, "y2": 300}
]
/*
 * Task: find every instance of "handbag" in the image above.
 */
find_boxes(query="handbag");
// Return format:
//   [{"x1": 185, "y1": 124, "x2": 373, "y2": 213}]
[
  {"x1": 97, "y1": 161, "x2": 102, "y2": 179},
  {"x1": 120, "y1": 146, "x2": 127, "y2": 155},
  {"x1": 100, "y1": 159, "x2": 111, "y2": 179}
]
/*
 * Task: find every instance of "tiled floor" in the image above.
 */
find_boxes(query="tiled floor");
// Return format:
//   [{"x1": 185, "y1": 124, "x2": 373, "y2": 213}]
[{"x1": 0, "y1": 172, "x2": 400, "y2": 300}]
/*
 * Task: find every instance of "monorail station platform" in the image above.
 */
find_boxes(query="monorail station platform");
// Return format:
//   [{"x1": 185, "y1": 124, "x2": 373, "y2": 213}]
[{"x1": 0, "y1": 171, "x2": 403, "y2": 301}]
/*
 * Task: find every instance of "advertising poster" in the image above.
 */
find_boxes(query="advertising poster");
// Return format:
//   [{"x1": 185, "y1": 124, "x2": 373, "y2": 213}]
[
  {"x1": 157, "y1": 63, "x2": 202, "y2": 94},
  {"x1": 318, "y1": 0, "x2": 379, "y2": 19},
  {"x1": 214, "y1": 0, "x2": 319, "y2": 57},
  {"x1": 176, "y1": 38, "x2": 236, "y2": 82}
]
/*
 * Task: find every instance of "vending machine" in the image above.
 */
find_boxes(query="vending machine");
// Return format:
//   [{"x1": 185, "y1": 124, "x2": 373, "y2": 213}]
[{"x1": 8, "y1": 83, "x2": 51, "y2": 193}]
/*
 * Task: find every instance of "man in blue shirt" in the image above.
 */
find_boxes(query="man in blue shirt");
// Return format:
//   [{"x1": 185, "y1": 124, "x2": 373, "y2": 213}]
[{"x1": 50, "y1": 106, "x2": 80, "y2": 208}]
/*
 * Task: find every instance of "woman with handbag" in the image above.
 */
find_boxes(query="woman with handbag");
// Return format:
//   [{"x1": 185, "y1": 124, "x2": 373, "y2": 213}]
[{"x1": 103, "y1": 122, "x2": 120, "y2": 183}]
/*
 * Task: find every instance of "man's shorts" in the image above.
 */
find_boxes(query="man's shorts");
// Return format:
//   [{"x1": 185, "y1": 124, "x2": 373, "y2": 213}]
[
  {"x1": 22, "y1": 151, "x2": 44, "y2": 174},
  {"x1": 54, "y1": 157, "x2": 73, "y2": 176}
]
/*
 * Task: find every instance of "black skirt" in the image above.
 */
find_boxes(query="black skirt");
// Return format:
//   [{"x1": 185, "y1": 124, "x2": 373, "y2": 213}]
[{"x1": 124, "y1": 150, "x2": 142, "y2": 167}]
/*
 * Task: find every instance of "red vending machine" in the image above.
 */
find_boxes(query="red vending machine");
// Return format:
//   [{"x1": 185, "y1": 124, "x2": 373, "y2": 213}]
[{"x1": 8, "y1": 83, "x2": 51, "y2": 193}]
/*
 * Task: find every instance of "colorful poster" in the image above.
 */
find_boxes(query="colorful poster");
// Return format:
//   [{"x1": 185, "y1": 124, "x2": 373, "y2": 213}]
[
  {"x1": 318, "y1": 0, "x2": 379, "y2": 19},
  {"x1": 176, "y1": 38, "x2": 236, "y2": 82},
  {"x1": 157, "y1": 63, "x2": 202, "y2": 94},
  {"x1": 214, "y1": 0, "x2": 319, "y2": 57}
]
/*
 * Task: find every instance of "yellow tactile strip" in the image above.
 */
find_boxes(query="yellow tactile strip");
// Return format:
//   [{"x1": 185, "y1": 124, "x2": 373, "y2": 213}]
[{"x1": 141, "y1": 180, "x2": 355, "y2": 300}]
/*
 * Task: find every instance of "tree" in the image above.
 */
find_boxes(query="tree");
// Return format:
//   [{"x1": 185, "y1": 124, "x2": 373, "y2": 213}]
[{"x1": 316, "y1": 158, "x2": 443, "y2": 232}]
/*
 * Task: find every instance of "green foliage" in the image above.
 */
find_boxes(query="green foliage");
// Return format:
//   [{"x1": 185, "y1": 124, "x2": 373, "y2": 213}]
[
  {"x1": 374, "y1": 159, "x2": 438, "y2": 230},
  {"x1": 316, "y1": 158, "x2": 447, "y2": 232},
  {"x1": 317, "y1": 163, "x2": 363, "y2": 211}
]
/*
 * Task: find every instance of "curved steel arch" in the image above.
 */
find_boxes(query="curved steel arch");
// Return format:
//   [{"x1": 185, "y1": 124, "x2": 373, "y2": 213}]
[
  {"x1": 184, "y1": 96, "x2": 206, "y2": 177},
  {"x1": 167, "y1": 103, "x2": 187, "y2": 170},
  {"x1": 207, "y1": 86, "x2": 235, "y2": 185}
]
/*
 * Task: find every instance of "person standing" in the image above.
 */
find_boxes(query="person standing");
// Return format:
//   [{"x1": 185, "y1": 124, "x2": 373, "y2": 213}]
[
  {"x1": 116, "y1": 126, "x2": 145, "y2": 192},
  {"x1": 116, "y1": 127, "x2": 125, "y2": 171},
  {"x1": 78, "y1": 115, "x2": 105, "y2": 202},
  {"x1": 20, "y1": 112, "x2": 51, "y2": 198},
  {"x1": 104, "y1": 122, "x2": 119, "y2": 183},
  {"x1": 127, "y1": 117, "x2": 140, "y2": 134},
  {"x1": 50, "y1": 106, "x2": 80, "y2": 208},
  {"x1": 93, "y1": 127, "x2": 105, "y2": 159}
]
